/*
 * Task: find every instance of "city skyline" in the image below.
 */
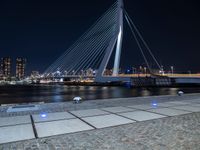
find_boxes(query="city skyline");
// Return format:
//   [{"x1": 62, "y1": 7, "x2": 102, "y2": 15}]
[
  {"x1": 0, "y1": 57, "x2": 26, "y2": 78},
  {"x1": 0, "y1": 0, "x2": 200, "y2": 74}
]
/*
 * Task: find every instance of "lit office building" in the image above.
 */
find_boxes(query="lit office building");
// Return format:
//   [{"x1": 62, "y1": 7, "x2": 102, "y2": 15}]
[
  {"x1": 16, "y1": 58, "x2": 26, "y2": 79},
  {"x1": 1, "y1": 57, "x2": 11, "y2": 77}
]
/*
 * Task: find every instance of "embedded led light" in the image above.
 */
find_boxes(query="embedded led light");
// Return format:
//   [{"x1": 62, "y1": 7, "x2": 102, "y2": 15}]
[
  {"x1": 152, "y1": 103, "x2": 157, "y2": 106},
  {"x1": 40, "y1": 114, "x2": 47, "y2": 118}
]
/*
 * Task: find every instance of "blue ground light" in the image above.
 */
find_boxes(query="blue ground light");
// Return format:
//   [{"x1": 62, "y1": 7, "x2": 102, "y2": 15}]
[
  {"x1": 151, "y1": 100, "x2": 158, "y2": 108},
  {"x1": 152, "y1": 103, "x2": 157, "y2": 106},
  {"x1": 40, "y1": 113, "x2": 47, "y2": 118}
]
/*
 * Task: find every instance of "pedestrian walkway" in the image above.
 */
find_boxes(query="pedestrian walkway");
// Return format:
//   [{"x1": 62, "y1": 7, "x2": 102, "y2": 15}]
[{"x1": 0, "y1": 98, "x2": 200, "y2": 144}]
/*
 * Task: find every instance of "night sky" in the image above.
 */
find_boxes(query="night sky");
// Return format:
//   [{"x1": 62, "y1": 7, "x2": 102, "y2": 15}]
[{"x1": 0, "y1": 0, "x2": 200, "y2": 75}]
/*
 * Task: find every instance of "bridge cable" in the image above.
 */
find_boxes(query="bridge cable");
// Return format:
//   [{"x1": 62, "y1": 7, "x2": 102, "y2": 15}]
[
  {"x1": 124, "y1": 10, "x2": 162, "y2": 70},
  {"x1": 125, "y1": 14, "x2": 152, "y2": 73},
  {"x1": 60, "y1": 7, "x2": 117, "y2": 73},
  {"x1": 44, "y1": 2, "x2": 118, "y2": 75},
  {"x1": 58, "y1": 8, "x2": 117, "y2": 74}
]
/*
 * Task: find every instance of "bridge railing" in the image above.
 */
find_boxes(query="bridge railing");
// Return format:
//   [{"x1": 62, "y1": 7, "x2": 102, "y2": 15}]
[{"x1": 117, "y1": 73, "x2": 200, "y2": 78}]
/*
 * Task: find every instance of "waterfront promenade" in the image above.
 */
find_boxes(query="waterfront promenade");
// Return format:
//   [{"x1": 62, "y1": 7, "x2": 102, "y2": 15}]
[{"x1": 0, "y1": 93, "x2": 200, "y2": 149}]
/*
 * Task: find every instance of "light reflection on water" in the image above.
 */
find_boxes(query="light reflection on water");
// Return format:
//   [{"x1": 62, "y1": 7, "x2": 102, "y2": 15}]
[
  {"x1": 141, "y1": 89, "x2": 150, "y2": 96},
  {"x1": 0, "y1": 85, "x2": 200, "y2": 104}
]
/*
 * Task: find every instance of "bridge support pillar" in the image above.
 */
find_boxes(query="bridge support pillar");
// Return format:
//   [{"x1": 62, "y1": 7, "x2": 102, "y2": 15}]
[{"x1": 113, "y1": 0, "x2": 124, "y2": 76}]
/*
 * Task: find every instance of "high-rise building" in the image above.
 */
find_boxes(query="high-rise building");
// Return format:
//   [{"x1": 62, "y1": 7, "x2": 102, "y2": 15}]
[
  {"x1": 1, "y1": 57, "x2": 11, "y2": 77},
  {"x1": 0, "y1": 66, "x2": 3, "y2": 77},
  {"x1": 16, "y1": 58, "x2": 26, "y2": 79}
]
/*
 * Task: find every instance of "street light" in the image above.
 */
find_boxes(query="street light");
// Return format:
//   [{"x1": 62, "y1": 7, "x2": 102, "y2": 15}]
[
  {"x1": 160, "y1": 66, "x2": 164, "y2": 75},
  {"x1": 170, "y1": 66, "x2": 174, "y2": 75},
  {"x1": 144, "y1": 67, "x2": 147, "y2": 75},
  {"x1": 132, "y1": 67, "x2": 136, "y2": 74}
]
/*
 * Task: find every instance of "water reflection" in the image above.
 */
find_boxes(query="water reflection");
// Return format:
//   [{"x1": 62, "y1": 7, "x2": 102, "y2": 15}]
[
  {"x1": 52, "y1": 95, "x2": 62, "y2": 102},
  {"x1": 0, "y1": 85, "x2": 200, "y2": 104},
  {"x1": 141, "y1": 89, "x2": 150, "y2": 96}
]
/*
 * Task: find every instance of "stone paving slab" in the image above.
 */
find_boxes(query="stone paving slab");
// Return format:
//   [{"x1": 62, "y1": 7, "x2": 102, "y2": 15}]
[
  {"x1": 82, "y1": 114, "x2": 134, "y2": 128},
  {"x1": 70, "y1": 109, "x2": 110, "y2": 118},
  {"x1": 32, "y1": 112, "x2": 75, "y2": 123},
  {"x1": 147, "y1": 107, "x2": 191, "y2": 116},
  {"x1": 119, "y1": 111, "x2": 166, "y2": 121},
  {"x1": 156, "y1": 102, "x2": 178, "y2": 107},
  {"x1": 0, "y1": 124, "x2": 34, "y2": 144},
  {"x1": 189, "y1": 103, "x2": 200, "y2": 107},
  {"x1": 101, "y1": 106, "x2": 136, "y2": 113},
  {"x1": 166, "y1": 101, "x2": 191, "y2": 105},
  {"x1": 172, "y1": 105, "x2": 200, "y2": 112},
  {"x1": 127, "y1": 104, "x2": 163, "y2": 110},
  {"x1": 0, "y1": 115, "x2": 31, "y2": 127},
  {"x1": 183, "y1": 99, "x2": 200, "y2": 103},
  {"x1": 35, "y1": 118, "x2": 94, "y2": 138}
]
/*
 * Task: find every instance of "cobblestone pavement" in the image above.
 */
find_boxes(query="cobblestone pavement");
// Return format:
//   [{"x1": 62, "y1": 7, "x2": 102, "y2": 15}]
[
  {"x1": 0, "y1": 112, "x2": 199, "y2": 150},
  {"x1": 0, "y1": 94, "x2": 200, "y2": 150}
]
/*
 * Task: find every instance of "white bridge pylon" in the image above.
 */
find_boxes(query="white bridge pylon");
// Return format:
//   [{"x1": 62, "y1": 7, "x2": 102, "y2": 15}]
[
  {"x1": 113, "y1": 24, "x2": 123, "y2": 76},
  {"x1": 95, "y1": 0, "x2": 126, "y2": 82},
  {"x1": 113, "y1": 0, "x2": 123, "y2": 76}
]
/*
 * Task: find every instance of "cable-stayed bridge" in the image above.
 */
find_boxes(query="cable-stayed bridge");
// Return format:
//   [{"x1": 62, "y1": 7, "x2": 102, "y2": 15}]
[{"x1": 42, "y1": 0, "x2": 200, "y2": 86}]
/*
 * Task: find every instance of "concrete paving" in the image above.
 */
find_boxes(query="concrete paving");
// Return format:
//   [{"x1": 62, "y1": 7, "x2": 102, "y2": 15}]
[
  {"x1": 166, "y1": 101, "x2": 191, "y2": 105},
  {"x1": 35, "y1": 119, "x2": 94, "y2": 138},
  {"x1": 157, "y1": 102, "x2": 179, "y2": 107},
  {"x1": 70, "y1": 109, "x2": 109, "y2": 117},
  {"x1": 190, "y1": 103, "x2": 200, "y2": 107},
  {"x1": 119, "y1": 111, "x2": 166, "y2": 121},
  {"x1": 0, "y1": 124, "x2": 34, "y2": 144},
  {"x1": 82, "y1": 114, "x2": 134, "y2": 128},
  {"x1": 127, "y1": 104, "x2": 164, "y2": 110},
  {"x1": 0, "y1": 115, "x2": 31, "y2": 127},
  {"x1": 101, "y1": 106, "x2": 135, "y2": 113},
  {"x1": 183, "y1": 99, "x2": 200, "y2": 103},
  {"x1": 32, "y1": 112, "x2": 75, "y2": 123},
  {"x1": 147, "y1": 107, "x2": 191, "y2": 116},
  {"x1": 172, "y1": 105, "x2": 200, "y2": 112}
]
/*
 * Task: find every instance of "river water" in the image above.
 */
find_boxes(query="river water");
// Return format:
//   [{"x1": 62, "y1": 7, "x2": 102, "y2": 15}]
[{"x1": 0, "y1": 85, "x2": 200, "y2": 104}]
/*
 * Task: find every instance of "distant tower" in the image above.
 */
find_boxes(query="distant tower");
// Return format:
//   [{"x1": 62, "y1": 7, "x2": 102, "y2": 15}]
[
  {"x1": 1, "y1": 57, "x2": 11, "y2": 77},
  {"x1": 16, "y1": 58, "x2": 26, "y2": 79}
]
